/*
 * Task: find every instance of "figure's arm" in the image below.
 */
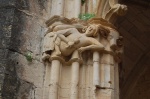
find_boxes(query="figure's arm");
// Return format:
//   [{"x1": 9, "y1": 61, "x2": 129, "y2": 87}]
[
  {"x1": 57, "y1": 33, "x2": 70, "y2": 44},
  {"x1": 54, "y1": 28, "x2": 79, "y2": 47},
  {"x1": 56, "y1": 33, "x2": 75, "y2": 48},
  {"x1": 55, "y1": 28, "x2": 78, "y2": 35},
  {"x1": 55, "y1": 28, "x2": 78, "y2": 40},
  {"x1": 78, "y1": 37, "x2": 104, "y2": 53}
]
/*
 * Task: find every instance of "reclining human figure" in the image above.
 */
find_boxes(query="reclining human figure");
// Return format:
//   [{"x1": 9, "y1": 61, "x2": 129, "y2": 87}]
[{"x1": 42, "y1": 24, "x2": 108, "y2": 61}]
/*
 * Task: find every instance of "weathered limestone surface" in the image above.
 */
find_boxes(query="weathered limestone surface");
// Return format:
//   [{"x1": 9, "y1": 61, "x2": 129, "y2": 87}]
[
  {"x1": 2, "y1": 0, "x2": 150, "y2": 99},
  {"x1": 0, "y1": 0, "x2": 125, "y2": 99},
  {"x1": 0, "y1": 0, "x2": 16, "y2": 98},
  {"x1": 0, "y1": 0, "x2": 47, "y2": 98}
]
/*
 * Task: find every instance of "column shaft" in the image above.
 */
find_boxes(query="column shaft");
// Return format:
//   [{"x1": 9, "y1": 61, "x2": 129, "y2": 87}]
[
  {"x1": 51, "y1": 0, "x2": 64, "y2": 16},
  {"x1": 93, "y1": 51, "x2": 100, "y2": 86},
  {"x1": 74, "y1": 0, "x2": 81, "y2": 18},
  {"x1": 49, "y1": 60, "x2": 61, "y2": 99},
  {"x1": 70, "y1": 62, "x2": 80, "y2": 99}
]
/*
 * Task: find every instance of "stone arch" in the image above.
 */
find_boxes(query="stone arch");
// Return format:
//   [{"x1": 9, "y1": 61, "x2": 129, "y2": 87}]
[{"x1": 115, "y1": 1, "x2": 150, "y2": 99}]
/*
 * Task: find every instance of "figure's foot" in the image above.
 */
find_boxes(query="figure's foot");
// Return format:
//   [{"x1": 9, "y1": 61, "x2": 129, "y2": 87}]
[
  {"x1": 55, "y1": 51, "x2": 61, "y2": 56},
  {"x1": 52, "y1": 49, "x2": 61, "y2": 56},
  {"x1": 54, "y1": 46, "x2": 61, "y2": 56},
  {"x1": 51, "y1": 51, "x2": 61, "y2": 57},
  {"x1": 78, "y1": 47, "x2": 85, "y2": 54},
  {"x1": 103, "y1": 48, "x2": 113, "y2": 54}
]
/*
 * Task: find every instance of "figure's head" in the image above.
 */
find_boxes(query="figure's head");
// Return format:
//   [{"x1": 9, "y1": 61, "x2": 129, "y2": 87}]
[
  {"x1": 85, "y1": 25, "x2": 99, "y2": 37},
  {"x1": 82, "y1": 26, "x2": 88, "y2": 33},
  {"x1": 85, "y1": 24, "x2": 110, "y2": 38}
]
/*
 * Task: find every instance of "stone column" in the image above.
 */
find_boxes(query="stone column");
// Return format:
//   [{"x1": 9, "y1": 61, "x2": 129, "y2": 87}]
[
  {"x1": 49, "y1": 60, "x2": 61, "y2": 99},
  {"x1": 50, "y1": 0, "x2": 64, "y2": 16},
  {"x1": 114, "y1": 63, "x2": 119, "y2": 99},
  {"x1": 64, "y1": 0, "x2": 81, "y2": 18},
  {"x1": 70, "y1": 51, "x2": 80, "y2": 99},
  {"x1": 70, "y1": 62, "x2": 80, "y2": 99},
  {"x1": 47, "y1": 0, "x2": 64, "y2": 98},
  {"x1": 101, "y1": 54, "x2": 114, "y2": 88},
  {"x1": 96, "y1": 54, "x2": 115, "y2": 99},
  {"x1": 74, "y1": 0, "x2": 81, "y2": 18},
  {"x1": 93, "y1": 51, "x2": 100, "y2": 87}
]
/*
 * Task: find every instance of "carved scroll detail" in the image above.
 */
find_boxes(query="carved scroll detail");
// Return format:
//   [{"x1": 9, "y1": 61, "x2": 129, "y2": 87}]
[{"x1": 105, "y1": 4, "x2": 128, "y2": 20}]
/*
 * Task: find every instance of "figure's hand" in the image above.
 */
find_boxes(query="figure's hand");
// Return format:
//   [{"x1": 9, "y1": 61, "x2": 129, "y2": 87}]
[
  {"x1": 67, "y1": 41, "x2": 75, "y2": 48},
  {"x1": 74, "y1": 39, "x2": 80, "y2": 44},
  {"x1": 78, "y1": 47, "x2": 84, "y2": 54}
]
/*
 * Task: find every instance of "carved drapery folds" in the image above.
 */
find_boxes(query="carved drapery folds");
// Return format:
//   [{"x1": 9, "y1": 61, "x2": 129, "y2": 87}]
[{"x1": 42, "y1": 15, "x2": 123, "y2": 99}]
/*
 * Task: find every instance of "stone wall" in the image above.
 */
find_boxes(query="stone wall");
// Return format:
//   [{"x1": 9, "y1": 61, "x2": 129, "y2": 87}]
[
  {"x1": 0, "y1": 0, "x2": 49, "y2": 98},
  {"x1": 0, "y1": 0, "x2": 16, "y2": 98}
]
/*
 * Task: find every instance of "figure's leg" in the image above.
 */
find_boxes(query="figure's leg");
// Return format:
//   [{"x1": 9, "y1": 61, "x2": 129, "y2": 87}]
[
  {"x1": 53, "y1": 25, "x2": 74, "y2": 31},
  {"x1": 55, "y1": 28, "x2": 80, "y2": 48},
  {"x1": 78, "y1": 45, "x2": 104, "y2": 54},
  {"x1": 57, "y1": 34, "x2": 75, "y2": 48},
  {"x1": 53, "y1": 37, "x2": 61, "y2": 56},
  {"x1": 78, "y1": 38, "x2": 104, "y2": 54}
]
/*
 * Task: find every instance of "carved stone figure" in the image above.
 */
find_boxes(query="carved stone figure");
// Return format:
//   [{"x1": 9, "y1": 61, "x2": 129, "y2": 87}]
[
  {"x1": 42, "y1": 24, "x2": 106, "y2": 61},
  {"x1": 42, "y1": 15, "x2": 123, "y2": 99},
  {"x1": 42, "y1": 16, "x2": 123, "y2": 63}
]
